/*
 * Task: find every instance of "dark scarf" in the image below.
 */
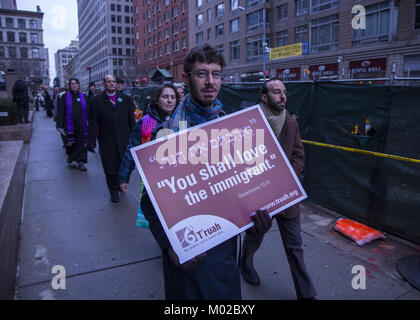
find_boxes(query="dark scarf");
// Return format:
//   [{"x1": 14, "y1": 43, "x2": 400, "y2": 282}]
[
  {"x1": 170, "y1": 94, "x2": 223, "y2": 132},
  {"x1": 66, "y1": 91, "x2": 88, "y2": 147}
]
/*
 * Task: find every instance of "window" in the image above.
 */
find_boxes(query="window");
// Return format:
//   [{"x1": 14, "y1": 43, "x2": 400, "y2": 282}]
[
  {"x1": 310, "y1": 14, "x2": 338, "y2": 53},
  {"x1": 173, "y1": 40, "x2": 179, "y2": 52},
  {"x1": 247, "y1": 0, "x2": 266, "y2": 8},
  {"x1": 230, "y1": 40, "x2": 240, "y2": 60},
  {"x1": 352, "y1": 1, "x2": 397, "y2": 46},
  {"x1": 165, "y1": 28, "x2": 170, "y2": 38},
  {"x1": 246, "y1": 9, "x2": 267, "y2": 33},
  {"x1": 216, "y1": 44, "x2": 224, "y2": 56},
  {"x1": 216, "y1": 3, "x2": 225, "y2": 17},
  {"x1": 207, "y1": 9, "x2": 211, "y2": 22},
  {"x1": 172, "y1": 6, "x2": 178, "y2": 18},
  {"x1": 277, "y1": 4, "x2": 288, "y2": 21},
  {"x1": 311, "y1": 0, "x2": 339, "y2": 14},
  {"x1": 164, "y1": 11, "x2": 169, "y2": 22},
  {"x1": 111, "y1": 3, "x2": 116, "y2": 11},
  {"x1": 230, "y1": 18, "x2": 239, "y2": 33},
  {"x1": 173, "y1": 23, "x2": 179, "y2": 35},
  {"x1": 21, "y1": 47, "x2": 28, "y2": 58},
  {"x1": 19, "y1": 33, "x2": 27, "y2": 43},
  {"x1": 196, "y1": 31, "x2": 204, "y2": 43},
  {"x1": 416, "y1": 0, "x2": 420, "y2": 29},
  {"x1": 231, "y1": 0, "x2": 239, "y2": 11},
  {"x1": 0, "y1": 47, "x2": 5, "y2": 58},
  {"x1": 165, "y1": 43, "x2": 170, "y2": 54},
  {"x1": 181, "y1": 1, "x2": 186, "y2": 13},
  {"x1": 182, "y1": 37, "x2": 187, "y2": 48},
  {"x1": 296, "y1": 0, "x2": 308, "y2": 16},
  {"x1": 197, "y1": 13, "x2": 203, "y2": 26},
  {"x1": 246, "y1": 35, "x2": 266, "y2": 62},
  {"x1": 277, "y1": 30, "x2": 288, "y2": 46},
  {"x1": 31, "y1": 48, "x2": 40, "y2": 58},
  {"x1": 7, "y1": 31, "x2": 15, "y2": 42},
  {"x1": 197, "y1": 0, "x2": 203, "y2": 8},
  {"x1": 6, "y1": 18, "x2": 14, "y2": 28},
  {"x1": 182, "y1": 19, "x2": 186, "y2": 30},
  {"x1": 8, "y1": 47, "x2": 17, "y2": 58},
  {"x1": 18, "y1": 19, "x2": 26, "y2": 29},
  {"x1": 216, "y1": 24, "x2": 224, "y2": 38},
  {"x1": 295, "y1": 25, "x2": 308, "y2": 43}
]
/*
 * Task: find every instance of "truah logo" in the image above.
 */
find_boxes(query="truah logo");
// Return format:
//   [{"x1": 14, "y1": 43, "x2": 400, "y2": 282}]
[{"x1": 176, "y1": 223, "x2": 222, "y2": 248}]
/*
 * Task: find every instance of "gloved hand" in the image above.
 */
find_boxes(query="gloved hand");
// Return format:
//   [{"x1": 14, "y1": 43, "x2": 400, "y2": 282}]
[
  {"x1": 168, "y1": 246, "x2": 206, "y2": 271},
  {"x1": 247, "y1": 209, "x2": 272, "y2": 235}
]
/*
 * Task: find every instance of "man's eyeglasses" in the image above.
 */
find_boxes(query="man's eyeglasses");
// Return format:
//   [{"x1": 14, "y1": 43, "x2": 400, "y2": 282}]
[{"x1": 189, "y1": 70, "x2": 222, "y2": 80}]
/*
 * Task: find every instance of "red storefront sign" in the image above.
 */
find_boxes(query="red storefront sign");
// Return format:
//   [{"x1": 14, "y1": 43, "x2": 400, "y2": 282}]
[
  {"x1": 276, "y1": 67, "x2": 301, "y2": 80},
  {"x1": 349, "y1": 58, "x2": 387, "y2": 76},
  {"x1": 309, "y1": 63, "x2": 338, "y2": 78}
]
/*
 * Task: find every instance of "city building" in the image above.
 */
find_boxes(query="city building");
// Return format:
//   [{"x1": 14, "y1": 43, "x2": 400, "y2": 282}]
[
  {"x1": 77, "y1": 0, "x2": 135, "y2": 89},
  {"x1": 55, "y1": 40, "x2": 79, "y2": 88},
  {"x1": 0, "y1": 0, "x2": 16, "y2": 10},
  {"x1": 63, "y1": 53, "x2": 81, "y2": 86},
  {"x1": 43, "y1": 47, "x2": 49, "y2": 86},
  {"x1": 0, "y1": 5, "x2": 47, "y2": 87},
  {"x1": 189, "y1": 0, "x2": 420, "y2": 82},
  {"x1": 133, "y1": 0, "x2": 189, "y2": 84}
]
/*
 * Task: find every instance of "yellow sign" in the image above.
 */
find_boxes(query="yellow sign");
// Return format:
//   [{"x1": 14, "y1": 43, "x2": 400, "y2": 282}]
[{"x1": 270, "y1": 43, "x2": 303, "y2": 60}]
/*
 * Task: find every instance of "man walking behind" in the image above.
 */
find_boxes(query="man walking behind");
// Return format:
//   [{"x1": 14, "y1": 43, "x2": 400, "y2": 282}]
[
  {"x1": 90, "y1": 75, "x2": 135, "y2": 203},
  {"x1": 12, "y1": 79, "x2": 30, "y2": 123},
  {"x1": 240, "y1": 78, "x2": 317, "y2": 300}
]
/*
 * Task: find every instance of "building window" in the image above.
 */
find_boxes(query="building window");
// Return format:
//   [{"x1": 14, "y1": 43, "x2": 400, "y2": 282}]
[
  {"x1": 182, "y1": 37, "x2": 187, "y2": 49},
  {"x1": 182, "y1": 19, "x2": 186, "y2": 30},
  {"x1": 164, "y1": 12, "x2": 169, "y2": 22},
  {"x1": 216, "y1": 3, "x2": 225, "y2": 18},
  {"x1": 229, "y1": 40, "x2": 240, "y2": 60},
  {"x1": 247, "y1": 0, "x2": 266, "y2": 9},
  {"x1": 277, "y1": 4, "x2": 288, "y2": 21},
  {"x1": 165, "y1": 28, "x2": 170, "y2": 38},
  {"x1": 416, "y1": 0, "x2": 420, "y2": 29},
  {"x1": 196, "y1": 31, "x2": 204, "y2": 43},
  {"x1": 246, "y1": 35, "x2": 266, "y2": 62},
  {"x1": 173, "y1": 23, "x2": 179, "y2": 35},
  {"x1": 197, "y1": 13, "x2": 203, "y2": 26},
  {"x1": 216, "y1": 24, "x2": 224, "y2": 38},
  {"x1": 197, "y1": 0, "x2": 203, "y2": 9},
  {"x1": 19, "y1": 33, "x2": 27, "y2": 43},
  {"x1": 8, "y1": 47, "x2": 17, "y2": 58},
  {"x1": 310, "y1": 14, "x2": 338, "y2": 53},
  {"x1": 173, "y1": 40, "x2": 179, "y2": 52},
  {"x1": 207, "y1": 28, "x2": 211, "y2": 40},
  {"x1": 181, "y1": 1, "x2": 186, "y2": 13},
  {"x1": 296, "y1": 0, "x2": 308, "y2": 16},
  {"x1": 310, "y1": 0, "x2": 339, "y2": 14},
  {"x1": 277, "y1": 30, "x2": 288, "y2": 46},
  {"x1": 295, "y1": 25, "x2": 308, "y2": 43},
  {"x1": 20, "y1": 47, "x2": 28, "y2": 58},
  {"x1": 7, "y1": 31, "x2": 15, "y2": 42},
  {"x1": 352, "y1": 1, "x2": 397, "y2": 46},
  {"x1": 230, "y1": 18, "x2": 239, "y2": 33},
  {"x1": 172, "y1": 6, "x2": 178, "y2": 18},
  {"x1": 0, "y1": 47, "x2": 5, "y2": 58},
  {"x1": 18, "y1": 19, "x2": 26, "y2": 29},
  {"x1": 31, "y1": 48, "x2": 40, "y2": 58},
  {"x1": 246, "y1": 9, "x2": 266, "y2": 33},
  {"x1": 231, "y1": 0, "x2": 239, "y2": 11},
  {"x1": 6, "y1": 18, "x2": 14, "y2": 28},
  {"x1": 216, "y1": 44, "x2": 224, "y2": 57},
  {"x1": 165, "y1": 43, "x2": 170, "y2": 54}
]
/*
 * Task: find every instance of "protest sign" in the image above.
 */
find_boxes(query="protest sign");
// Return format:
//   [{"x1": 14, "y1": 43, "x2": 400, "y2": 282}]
[{"x1": 131, "y1": 105, "x2": 307, "y2": 263}]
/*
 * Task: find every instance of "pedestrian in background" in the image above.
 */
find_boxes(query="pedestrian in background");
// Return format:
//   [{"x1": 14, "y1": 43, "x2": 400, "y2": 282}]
[
  {"x1": 56, "y1": 78, "x2": 95, "y2": 171},
  {"x1": 240, "y1": 78, "x2": 317, "y2": 300},
  {"x1": 90, "y1": 74, "x2": 135, "y2": 203},
  {"x1": 12, "y1": 79, "x2": 30, "y2": 123}
]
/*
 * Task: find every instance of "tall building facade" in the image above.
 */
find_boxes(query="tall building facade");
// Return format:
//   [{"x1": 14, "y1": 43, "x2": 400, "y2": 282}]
[
  {"x1": 189, "y1": 0, "x2": 420, "y2": 82},
  {"x1": 0, "y1": 0, "x2": 16, "y2": 10},
  {"x1": 0, "y1": 5, "x2": 47, "y2": 86},
  {"x1": 77, "y1": 0, "x2": 135, "y2": 89},
  {"x1": 133, "y1": 0, "x2": 189, "y2": 84},
  {"x1": 55, "y1": 40, "x2": 79, "y2": 88}
]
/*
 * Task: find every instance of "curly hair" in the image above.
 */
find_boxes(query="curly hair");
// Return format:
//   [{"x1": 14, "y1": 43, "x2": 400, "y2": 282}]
[{"x1": 184, "y1": 45, "x2": 226, "y2": 74}]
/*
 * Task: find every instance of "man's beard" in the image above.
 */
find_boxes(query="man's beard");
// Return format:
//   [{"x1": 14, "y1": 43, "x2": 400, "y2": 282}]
[
  {"x1": 190, "y1": 81, "x2": 217, "y2": 107},
  {"x1": 267, "y1": 96, "x2": 286, "y2": 111}
]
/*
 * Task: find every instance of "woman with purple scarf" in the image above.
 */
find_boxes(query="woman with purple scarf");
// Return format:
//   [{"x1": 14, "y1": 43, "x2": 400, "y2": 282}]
[{"x1": 56, "y1": 78, "x2": 95, "y2": 171}]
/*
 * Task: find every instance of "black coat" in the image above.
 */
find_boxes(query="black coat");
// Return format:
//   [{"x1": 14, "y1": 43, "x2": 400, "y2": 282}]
[{"x1": 90, "y1": 91, "x2": 135, "y2": 175}]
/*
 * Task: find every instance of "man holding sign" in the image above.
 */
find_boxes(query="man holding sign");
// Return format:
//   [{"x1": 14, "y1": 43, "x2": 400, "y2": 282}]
[{"x1": 140, "y1": 45, "x2": 272, "y2": 300}]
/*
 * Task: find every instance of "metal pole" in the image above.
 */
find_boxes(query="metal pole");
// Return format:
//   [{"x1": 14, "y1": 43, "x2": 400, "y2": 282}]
[{"x1": 262, "y1": 7, "x2": 266, "y2": 82}]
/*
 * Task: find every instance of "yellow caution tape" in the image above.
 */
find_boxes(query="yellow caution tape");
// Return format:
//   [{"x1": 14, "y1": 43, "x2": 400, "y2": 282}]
[{"x1": 301, "y1": 140, "x2": 420, "y2": 164}]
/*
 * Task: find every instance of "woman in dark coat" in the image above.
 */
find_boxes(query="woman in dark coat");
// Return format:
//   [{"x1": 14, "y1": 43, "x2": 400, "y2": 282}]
[{"x1": 56, "y1": 78, "x2": 95, "y2": 171}]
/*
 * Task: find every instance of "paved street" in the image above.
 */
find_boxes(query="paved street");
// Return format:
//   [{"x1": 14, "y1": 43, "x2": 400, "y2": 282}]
[{"x1": 14, "y1": 111, "x2": 420, "y2": 300}]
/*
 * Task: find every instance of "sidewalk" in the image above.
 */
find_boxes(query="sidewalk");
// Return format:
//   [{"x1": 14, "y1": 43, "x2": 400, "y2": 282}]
[{"x1": 14, "y1": 111, "x2": 420, "y2": 300}]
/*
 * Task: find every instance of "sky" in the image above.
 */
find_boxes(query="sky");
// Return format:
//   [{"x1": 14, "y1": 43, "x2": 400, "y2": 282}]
[{"x1": 18, "y1": 0, "x2": 79, "y2": 85}]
